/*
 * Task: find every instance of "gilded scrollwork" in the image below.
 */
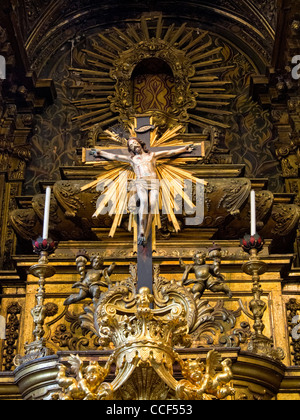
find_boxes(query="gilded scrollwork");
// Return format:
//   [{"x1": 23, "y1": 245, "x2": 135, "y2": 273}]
[
  {"x1": 271, "y1": 204, "x2": 300, "y2": 236},
  {"x1": 153, "y1": 263, "x2": 249, "y2": 350},
  {"x1": 55, "y1": 271, "x2": 236, "y2": 400},
  {"x1": 50, "y1": 311, "x2": 102, "y2": 352}
]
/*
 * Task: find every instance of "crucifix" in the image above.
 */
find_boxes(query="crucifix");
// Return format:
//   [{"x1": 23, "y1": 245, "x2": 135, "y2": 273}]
[{"x1": 82, "y1": 115, "x2": 205, "y2": 292}]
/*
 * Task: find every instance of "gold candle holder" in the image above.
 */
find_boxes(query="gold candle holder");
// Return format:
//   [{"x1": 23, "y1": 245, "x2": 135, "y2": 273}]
[
  {"x1": 29, "y1": 250, "x2": 55, "y2": 343},
  {"x1": 14, "y1": 239, "x2": 57, "y2": 367},
  {"x1": 241, "y1": 235, "x2": 284, "y2": 361},
  {"x1": 242, "y1": 247, "x2": 268, "y2": 337}
]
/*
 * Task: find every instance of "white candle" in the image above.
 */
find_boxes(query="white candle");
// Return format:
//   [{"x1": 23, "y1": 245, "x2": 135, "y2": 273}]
[
  {"x1": 250, "y1": 190, "x2": 256, "y2": 236},
  {"x1": 0, "y1": 315, "x2": 5, "y2": 340},
  {"x1": 42, "y1": 186, "x2": 51, "y2": 240}
]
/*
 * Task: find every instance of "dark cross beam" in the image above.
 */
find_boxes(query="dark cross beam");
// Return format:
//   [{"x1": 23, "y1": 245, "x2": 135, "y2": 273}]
[
  {"x1": 83, "y1": 116, "x2": 205, "y2": 163},
  {"x1": 135, "y1": 116, "x2": 154, "y2": 295},
  {"x1": 82, "y1": 115, "x2": 205, "y2": 292}
]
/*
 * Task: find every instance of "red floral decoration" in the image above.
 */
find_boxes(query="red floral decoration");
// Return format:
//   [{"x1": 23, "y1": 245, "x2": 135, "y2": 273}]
[
  {"x1": 240, "y1": 234, "x2": 264, "y2": 254},
  {"x1": 32, "y1": 237, "x2": 58, "y2": 255}
]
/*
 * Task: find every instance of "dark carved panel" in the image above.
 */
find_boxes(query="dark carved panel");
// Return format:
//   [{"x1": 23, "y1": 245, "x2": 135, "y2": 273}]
[
  {"x1": 286, "y1": 299, "x2": 300, "y2": 366},
  {"x1": 2, "y1": 303, "x2": 21, "y2": 372}
]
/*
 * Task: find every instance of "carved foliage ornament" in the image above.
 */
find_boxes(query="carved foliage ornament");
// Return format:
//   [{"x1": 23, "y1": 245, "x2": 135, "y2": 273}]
[
  {"x1": 286, "y1": 298, "x2": 300, "y2": 366},
  {"x1": 2, "y1": 303, "x2": 21, "y2": 371}
]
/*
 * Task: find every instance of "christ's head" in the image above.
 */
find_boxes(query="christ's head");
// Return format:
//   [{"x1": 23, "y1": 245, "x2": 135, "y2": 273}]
[{"x1": 127, "y1": 137, "x2": 149, "y2": 156}]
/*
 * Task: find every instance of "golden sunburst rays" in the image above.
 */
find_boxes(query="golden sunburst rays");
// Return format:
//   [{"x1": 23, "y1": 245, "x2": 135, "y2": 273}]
[
  {"x1": 81, "y1": 163, "x2": 135, "y2": 237},
  {"x1": 150, "y1": 125, "x2": 184, "y2": 147},
  {"x1": 102, "y1": 123, "x2": 185, "y2": 149},
  {"x1": 104, "y1": 129, "x2": 128, "y2": 147},
  {"x1": 156, "y1": 164, "x2": 206, "y2": 233},
  {"x1": 81, "y1": 163, "x2": 131, "y2": 194},
  {"x1": 70, "y1": 15, "x2": 235, "y2": 133},
  {"x1": 81, "y1": 124, "x2": 207, "y2": 239},
  {"x1": 82, "y1": 163, "x2": 204, "y2": 238},
  {"x1": 150, "y1": 126, "x2": 205, "y2": 159}
]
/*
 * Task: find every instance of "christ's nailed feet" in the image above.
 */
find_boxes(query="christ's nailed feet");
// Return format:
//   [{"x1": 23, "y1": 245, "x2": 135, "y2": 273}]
[{"x1": 138, "y1": 234, "x2": 147, "y2": 247}]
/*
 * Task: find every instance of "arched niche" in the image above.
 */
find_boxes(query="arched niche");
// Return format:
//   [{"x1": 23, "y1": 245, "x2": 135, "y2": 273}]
[{"x1": 131, "y1": 58, "x2": 175, "y2": 114}]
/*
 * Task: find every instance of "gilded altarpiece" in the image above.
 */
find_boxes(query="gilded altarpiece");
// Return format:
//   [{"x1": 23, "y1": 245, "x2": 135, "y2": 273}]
[{"x1": 0, "y1": 10, "x2": 300, "y2": 400}]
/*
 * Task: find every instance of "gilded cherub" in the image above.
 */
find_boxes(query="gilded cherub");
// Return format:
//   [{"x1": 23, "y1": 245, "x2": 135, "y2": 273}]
[
  {"x1": 53, "y1": 354, "x2": 113, "y2": 400},
  {"x1": 176, "y1": 350, "x2": 235, "y2": 400},
  {"x1": 64, "y1": 252, "x2": 116, "y2": 306}
]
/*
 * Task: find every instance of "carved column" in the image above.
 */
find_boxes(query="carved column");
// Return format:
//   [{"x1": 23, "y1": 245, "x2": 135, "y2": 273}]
[{"x1": 251, "y1": 0, "x2": 300, "y2": 265}]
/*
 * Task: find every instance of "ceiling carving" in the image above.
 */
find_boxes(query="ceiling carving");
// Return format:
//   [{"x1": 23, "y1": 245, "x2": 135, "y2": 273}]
[{"x1": 5, "y1": 0, "x2": 278, "y2": 75}]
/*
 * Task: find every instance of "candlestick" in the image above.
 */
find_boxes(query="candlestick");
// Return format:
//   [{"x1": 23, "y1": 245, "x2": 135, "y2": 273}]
[
  {"x1": 250, "y1": 190, "x2": 256, "y2": 236},
  {"x1": 14, "y1": 248, "x2": 56, "y2": 367},
  {"x1": 43, "y1": 186, "x2": 51, "y2": 240},
  {"x1": 241, "y1": 241, "x2": 285, "y2": 361}
]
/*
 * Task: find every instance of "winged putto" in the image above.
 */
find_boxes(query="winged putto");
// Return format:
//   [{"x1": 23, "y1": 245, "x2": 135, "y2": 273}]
[{"x1": 176, "y1": 350, "x2": 235, "y2": 400}]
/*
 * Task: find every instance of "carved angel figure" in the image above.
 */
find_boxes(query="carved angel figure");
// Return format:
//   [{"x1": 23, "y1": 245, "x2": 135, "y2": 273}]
[
  {"x1": 176, "y1": 350, "x2": 235, "y2": 400},
  {"x1": 180, "y1": 251, "x2": 232, "y2": 299},
  {"x1": 53, "y1": 354, "x2": 113, "y2": 400},
  {"x1": 64, "y1": 252, "x2": 116, "y2": 306}
]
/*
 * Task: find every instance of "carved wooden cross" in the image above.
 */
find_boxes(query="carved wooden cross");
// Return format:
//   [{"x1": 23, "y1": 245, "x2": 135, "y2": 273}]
[
  {"x1": 83, "y1": 115, "x2": 205, "y2": 292},
  {"x1": 83, "y1": 116, "x2": 205, "y2": 163}
]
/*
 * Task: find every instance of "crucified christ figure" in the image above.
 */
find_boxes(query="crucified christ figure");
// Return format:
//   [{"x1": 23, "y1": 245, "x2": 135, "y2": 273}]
[{"x1": 92, "y1": 137, "x2": 194, "y2": 246}]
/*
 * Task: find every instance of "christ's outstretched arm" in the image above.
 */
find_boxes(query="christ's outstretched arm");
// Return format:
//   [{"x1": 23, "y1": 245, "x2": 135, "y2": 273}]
[
  {"x1": 91, "y1": 149, "x2": 131, "y2": 164},
  {"x1": 154, "y1": 144, "x2": 194, "y2": 160}
]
